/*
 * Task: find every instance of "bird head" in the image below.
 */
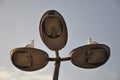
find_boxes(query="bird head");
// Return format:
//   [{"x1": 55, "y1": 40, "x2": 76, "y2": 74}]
[
  {"x1": 88, "y1": 37, "x2": 92, "y2": 44},
  {"x1": 31, "y1": 39, "x2": 35, "y2": 43}
]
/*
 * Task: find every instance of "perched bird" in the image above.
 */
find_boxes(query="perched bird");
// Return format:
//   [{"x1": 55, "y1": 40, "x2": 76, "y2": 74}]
[
  {"x1": 87, "y1": 37, "x2": 98, "y2": 45},
  {"x1": 25, "y1": 39, "x2": 34, "y2": 48}
]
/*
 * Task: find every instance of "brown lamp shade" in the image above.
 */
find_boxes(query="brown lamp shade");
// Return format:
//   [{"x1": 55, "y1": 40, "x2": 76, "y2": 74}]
[
  {"x1": 39, "y1": 10, "x2": 68, "y2": 51},
  {"x1": 70, "y1": 44, "x2": 110, "y2": 69},
  {"x1": 10, "y1": 48, "x2": 49, "y2": 71}
]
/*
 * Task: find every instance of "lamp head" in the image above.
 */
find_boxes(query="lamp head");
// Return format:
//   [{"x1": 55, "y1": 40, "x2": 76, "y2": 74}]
[
  {"x1": 39, "y1": 10, "x2": 68, "y2": 51},
  {"x1": 10, "y1": 48, "x2": 49, "y2": 71},
  {"x1": 70, "y1": 44, "x2": 110, "y2": 69}
]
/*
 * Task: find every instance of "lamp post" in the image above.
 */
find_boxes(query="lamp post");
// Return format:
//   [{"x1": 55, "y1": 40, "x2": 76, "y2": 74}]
[{"x1": 10, "y1": 10, "x2": 110, "y2": 80}]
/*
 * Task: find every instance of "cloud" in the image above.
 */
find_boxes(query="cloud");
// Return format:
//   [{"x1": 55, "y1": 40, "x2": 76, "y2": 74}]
[
  {"x1": 0, "y1": 67, "x2": 13, "y2": 80},
  {"x1": 0, "y1": 66, "x2": 52, "y2": 80},
  {"x1": 0, "y1": 66, "x2": 120, "y2": 80}
]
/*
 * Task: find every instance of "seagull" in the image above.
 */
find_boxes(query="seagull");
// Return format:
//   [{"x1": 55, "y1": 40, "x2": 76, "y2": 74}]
[
  {"x1": 87, "y1": 37, "x2": 98, "y2": 45},
  {"x1": 25, "y1": 39, "x2": 34, "y2": 48}
]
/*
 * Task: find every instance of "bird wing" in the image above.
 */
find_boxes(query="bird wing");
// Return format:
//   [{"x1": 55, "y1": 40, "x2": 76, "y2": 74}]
[
  {"x1": 25, "y1": 40, "x2": 34, "y2": 48},
  {"x1": 87, "y1": 37, "x2": 98, "y2": 44}
]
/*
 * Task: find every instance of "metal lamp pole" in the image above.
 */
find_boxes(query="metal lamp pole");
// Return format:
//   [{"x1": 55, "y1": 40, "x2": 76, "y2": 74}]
[
  {"x1": 51, "y1": 51, "x2": 71, "y2": 80},
  {"x1": 53, "y1": 51, "x2": 61, "y2": 80},
  {"x1": 10, "y1": 10, "x2": 110, "y2": 80}
]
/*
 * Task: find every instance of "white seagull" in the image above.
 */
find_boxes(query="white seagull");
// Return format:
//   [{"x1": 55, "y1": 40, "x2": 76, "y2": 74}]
[
  {"x1": 25, "y1": 39, "x2": 34, "y2": 48},
  {"x1": 87, "y1": 37, "x2": 98, "y2": 45}
]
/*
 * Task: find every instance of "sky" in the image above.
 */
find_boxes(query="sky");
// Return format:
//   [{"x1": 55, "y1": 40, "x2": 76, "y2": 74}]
[{"x1": 0, "y1": 0, "x2": 120, "y2": 80}]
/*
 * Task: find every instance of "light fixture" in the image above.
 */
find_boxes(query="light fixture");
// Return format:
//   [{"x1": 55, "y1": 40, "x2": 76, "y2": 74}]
[{"x1": 10, "y1": 10, "x2": 110, "y2": 80}]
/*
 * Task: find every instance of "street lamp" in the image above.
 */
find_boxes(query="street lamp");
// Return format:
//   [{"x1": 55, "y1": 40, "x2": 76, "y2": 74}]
[{"x1": 10, "y1": 10, "x2": 110, "y2": 80}]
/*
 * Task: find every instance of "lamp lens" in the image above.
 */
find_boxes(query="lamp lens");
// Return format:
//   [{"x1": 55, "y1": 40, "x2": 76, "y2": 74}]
[
  {"x1": 43, "y1": 17, "x2": 63, "y2": 38},
  {"x1": 12, "y1": 52, "x2": 33, "y2": 68}
]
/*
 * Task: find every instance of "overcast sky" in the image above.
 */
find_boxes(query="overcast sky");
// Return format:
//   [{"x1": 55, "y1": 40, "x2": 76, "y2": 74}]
[{"x1": 0, "y1": 0, "x2": 120, "y2": 80}]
